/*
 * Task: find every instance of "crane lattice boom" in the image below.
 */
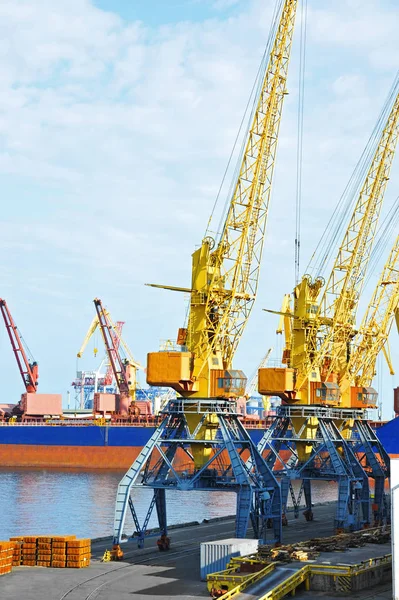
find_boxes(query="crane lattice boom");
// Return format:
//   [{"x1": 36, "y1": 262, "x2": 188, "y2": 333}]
[
  {"x1": 193, "y1": 0, "x2": 298, "y2": 371},
  {"x1": 0, "y1": 299, "x2": 38, "y2": 393},
  {"x1": 348, "y1": 233, "x2": 399, "y2": 387},
  {"x1": 300, "y1": 89, "x2": 399, "y2": 387}
]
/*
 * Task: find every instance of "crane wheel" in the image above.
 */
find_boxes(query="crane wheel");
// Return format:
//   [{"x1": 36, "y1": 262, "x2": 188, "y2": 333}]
[
  {"x1": 110, "y1": 544, "x2": 124, "y2": 561},
  {"x1": 156, "y1": 534, "x2": 170, "y2": 551}
]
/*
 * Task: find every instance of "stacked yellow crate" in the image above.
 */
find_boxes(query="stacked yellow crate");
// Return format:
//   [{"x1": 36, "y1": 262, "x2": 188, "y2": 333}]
[
  {"x1": 0, "y1": 541, "x2": 14, "y2": 576},
  {"x1": 37, "y1": 536, "x2": 52, "y2": 567},
  {"x1": 66, "y1": 539, "x2": 91, "y2": 568},
  {"x1": 9, "y1": 536, "x2": 23, "y2": 566},
  {"x1": 22, "y1": 536, "x2": 37, "y2": 566},
  {"x1": 51, "y1": 536, "x2": 76, "y2": 568}
]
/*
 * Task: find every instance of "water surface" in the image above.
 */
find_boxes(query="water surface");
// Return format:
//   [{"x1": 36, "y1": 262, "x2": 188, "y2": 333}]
[{"x1": 0, "y1": 469, "x2": 337, "y2": 540}]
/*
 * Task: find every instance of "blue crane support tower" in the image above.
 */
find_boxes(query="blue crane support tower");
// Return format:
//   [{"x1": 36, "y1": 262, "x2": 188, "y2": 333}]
[
  {"x1": 256, "y1": 405, "x2": 390, "y2": 531},
  {"x1": 113, "y1": 398, "x2": 282, "y2": 548}
]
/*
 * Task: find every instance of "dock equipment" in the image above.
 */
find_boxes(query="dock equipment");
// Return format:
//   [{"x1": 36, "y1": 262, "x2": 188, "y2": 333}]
[
  {"x1": 258, "y1": 75, "x2": 399, "y2": 530},
  {"x1": 112, "y1": 0, "x2": 299, "y2": 552}
]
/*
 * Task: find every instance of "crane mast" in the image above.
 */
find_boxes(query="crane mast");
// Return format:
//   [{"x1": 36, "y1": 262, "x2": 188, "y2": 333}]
[
  {"x1": 147, "y1": 0, "x2": 298, "y2": 398},
  {"x1": 0, "y1": 299, "x2": 38, "y2": 394}
]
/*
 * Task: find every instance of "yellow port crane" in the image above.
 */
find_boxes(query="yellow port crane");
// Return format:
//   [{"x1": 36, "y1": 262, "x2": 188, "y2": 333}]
[
  {"x1": 112, "y1": 0, "x2": 300, "y2": 552},
  {"x1": 259, "y1": 83, "x2": 399, "y2": 408},
  {"x1": 147, "y1": 0, "x2": 298, "y2": 400}
]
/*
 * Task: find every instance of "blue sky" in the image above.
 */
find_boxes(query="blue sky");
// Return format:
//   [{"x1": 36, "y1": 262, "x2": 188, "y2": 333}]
[
  {"x1": 95, "y1": 0, "x2": 243, "y2": 25},
  {"x1": 0, "y1": 0, "x2": 399, "y2": 419}
]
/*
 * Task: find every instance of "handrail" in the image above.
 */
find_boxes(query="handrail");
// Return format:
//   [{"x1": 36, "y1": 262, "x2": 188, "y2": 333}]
[
  {"x1": 257, "y1": 565, "x2": 310, "y2": 600},
  {"x1": 208, "y1": 563, "x2": 275, "y2": 599}
]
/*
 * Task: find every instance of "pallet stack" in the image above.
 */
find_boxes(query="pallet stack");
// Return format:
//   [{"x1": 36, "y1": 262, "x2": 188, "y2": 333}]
[
  {"x1": 0, "y1": 541, "x2": 14, "y2": 576},
  {"x1": 21, "y1": 536, "x2": 37, "y2": 566},
  {"x1": 10, "y1": 537, "x2": 23, "y2": 566},
  {"x1": 7, "y1": 535, "x2": 91, "y2": 569},
  {"x1": 66, "y1": 539, "x2": 91, "y2": 569},
  {"x1": 52, "y1": 535, "x2": 76, "y2": 568},
  {"x1": 37, "y1": 536, "x2": 53, "y2": 567}
]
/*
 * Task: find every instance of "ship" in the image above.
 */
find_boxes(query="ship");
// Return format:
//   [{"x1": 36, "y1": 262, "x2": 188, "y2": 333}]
[{"x1": 0, "y1": 418, "x2": 266, "y2": 469}]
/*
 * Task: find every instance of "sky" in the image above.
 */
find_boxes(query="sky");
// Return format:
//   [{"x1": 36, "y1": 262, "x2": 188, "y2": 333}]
[{"x1": 0, "y1": 0, "x2": 399, "y2": 419}]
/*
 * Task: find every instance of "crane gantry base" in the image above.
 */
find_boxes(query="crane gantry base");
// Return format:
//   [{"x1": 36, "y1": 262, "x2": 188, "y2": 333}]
[
  {"x1": 257, "y1": 406, "x2": 390, "y2": 532},
  {"x1": 112, "y1": 398, "x2": 282, "y2": 548}
]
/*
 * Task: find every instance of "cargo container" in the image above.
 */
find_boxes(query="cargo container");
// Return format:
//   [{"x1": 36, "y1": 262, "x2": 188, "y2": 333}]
[
  {"x1": 21, "y1": 393, "x2": 63, "y2": 417},
  {"x1": 94, "y1": 393, "x2": 117, "y2": 414},
  {"x1": 200, "y1": 538, "x2": 259, "y2": 580}
]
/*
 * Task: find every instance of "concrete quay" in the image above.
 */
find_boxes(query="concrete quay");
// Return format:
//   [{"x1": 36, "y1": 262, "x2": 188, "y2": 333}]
[{"x1": 0, "y1": 502, "x2": 391, "y2": 600}]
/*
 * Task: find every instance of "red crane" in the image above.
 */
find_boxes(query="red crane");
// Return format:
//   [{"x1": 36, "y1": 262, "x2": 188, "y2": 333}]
[
  {"x1": 0, "y1": 299, "x2": 38, "y2": 393},
  {"x1": 103, "y1": 320, "x2": 124, "y2": 387},
  {"x1": 93, "y1": 298, "x2": 138, "y2": 415}
]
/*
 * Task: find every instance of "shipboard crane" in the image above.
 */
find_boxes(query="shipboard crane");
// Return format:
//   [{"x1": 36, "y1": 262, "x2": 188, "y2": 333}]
[
  {"x1": 93, "y1": 298, "x2": 142, "y2": 415},
  {"x1": 77, "y1": 311, "x2": 125, "y2": 387},
  {"x1": 112, "y1": 0, "x2": 299, "y2": 555},
  {"x1": 0, "y1": 299, "x2": 38, "y2": 394},
  {"x1": 147, "y1": 0, "x2": 298, "y2": 399}
]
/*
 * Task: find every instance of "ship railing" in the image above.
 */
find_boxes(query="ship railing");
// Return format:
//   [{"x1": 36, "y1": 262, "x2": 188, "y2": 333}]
[{"x1": 0, "y1": 420, "x2": 159, "y2": 427}]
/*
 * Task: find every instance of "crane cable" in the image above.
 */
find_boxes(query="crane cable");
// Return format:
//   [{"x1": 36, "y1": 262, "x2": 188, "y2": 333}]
[
  {"x1": 204, "y1": 0, "x2": 283, "y2": 242},
  {"x1": 294, "y1": 0, "x2": 308, "y2": 285},
  {"x1": 365, "y1": 195, "x2": 399, "y2": 288},
  {"x1": 305, "y1": 71, "x2": 399, "y2": 278},
  {"x1": 183, "y1": 0, "x2": 283, "y2": 331}
]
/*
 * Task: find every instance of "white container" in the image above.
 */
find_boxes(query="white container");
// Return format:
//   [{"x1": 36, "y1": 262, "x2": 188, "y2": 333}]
[{"x1": 200, "y1": 538, "x2": 259, "y2": 580}]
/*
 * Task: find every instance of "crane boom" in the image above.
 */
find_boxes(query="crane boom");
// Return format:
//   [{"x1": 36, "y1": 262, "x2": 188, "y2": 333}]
[
  {"x1": 103, "y1": 320, "x2": 125, "y2": 386},
  {"x1": 0, "y1": 299, "x2": 38, "y2": 393},
  {"x1": 193, "y1": 0, "x2": 298, "y2": 371},
  {"x1": 147, "y1": 0, "x2": 299, "y2": 398},
  {"x1": 77, "y1": 314, "x2": 101, "y2": 358},
  {"x1": 348, "y1": 233, "x2": 399, "y2": 387},
  {"x1": 298, "y1": 87, "x2": 399, "y2": 389}
]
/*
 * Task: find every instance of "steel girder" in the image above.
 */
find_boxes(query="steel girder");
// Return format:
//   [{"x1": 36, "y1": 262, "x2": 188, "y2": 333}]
[
  {"x1": 113, "y1": 399, "x2": 281, "y2": 547},
  {"x1": 256, "y1": 406, "x2": 388, "y2": 532}
]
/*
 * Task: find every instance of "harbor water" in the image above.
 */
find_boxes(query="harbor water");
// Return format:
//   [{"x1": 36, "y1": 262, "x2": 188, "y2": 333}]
[{"x1": 0, "y1": 469, "x2": 338, "y2": 540}]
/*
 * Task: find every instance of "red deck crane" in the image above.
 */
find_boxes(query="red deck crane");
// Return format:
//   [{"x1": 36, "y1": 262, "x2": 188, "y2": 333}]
[
  {"x1": 0, "y1": 299, "x2": 38, "y2": 393},
  {"x1": 93, "y1": 298, "x2": 140, "y2": 415}
]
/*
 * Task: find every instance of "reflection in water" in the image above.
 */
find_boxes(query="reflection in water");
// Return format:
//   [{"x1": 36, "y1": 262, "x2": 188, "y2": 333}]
[{"x1": 0, "y1": 469, "x2": 337, "y2": 540}]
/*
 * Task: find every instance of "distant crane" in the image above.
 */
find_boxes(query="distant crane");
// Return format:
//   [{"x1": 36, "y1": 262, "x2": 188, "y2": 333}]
[
  {"x1": 0, "y1": 299, "x2": 38, "y2": 394},
  {"x1": 245, "y1": 348, "x2": 273, "y2": 399},
  {"x1": 74, "y1": 311, "x2": 125, "y2": 408},
  {"x1": 93, "y1": 298, "x2": 142, "y2": 415}
]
